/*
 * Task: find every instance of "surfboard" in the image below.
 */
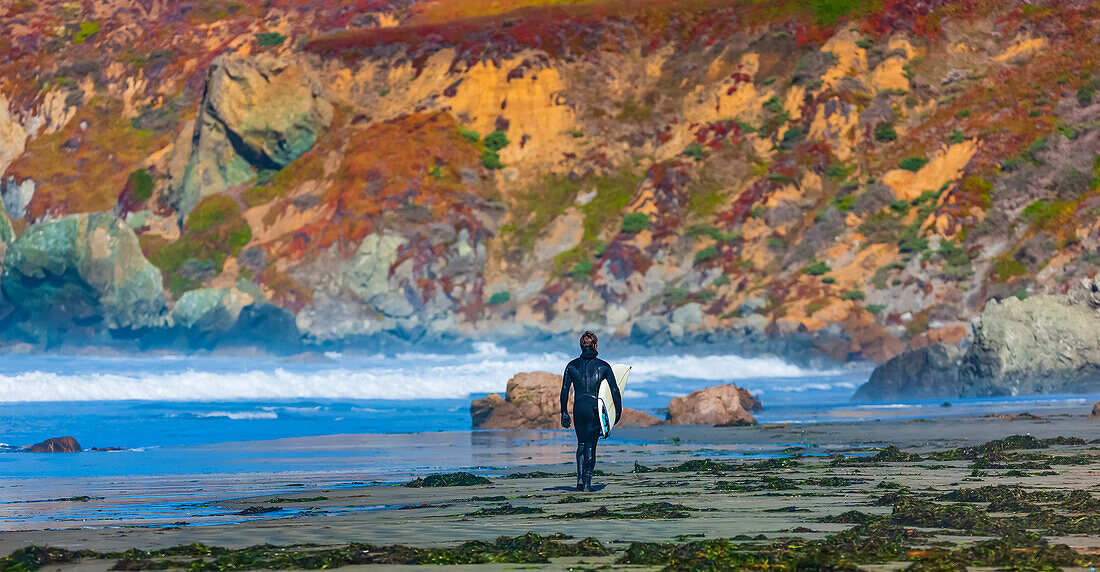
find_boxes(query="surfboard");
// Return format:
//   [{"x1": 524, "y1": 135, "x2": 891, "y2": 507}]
[{"x1": 597, "y1": 364, "x2": 631, "y2": 438}]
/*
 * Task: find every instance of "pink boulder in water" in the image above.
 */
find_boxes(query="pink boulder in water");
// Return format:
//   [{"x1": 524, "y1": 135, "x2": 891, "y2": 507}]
[
  {"x1": 29, "y1": 436, "x2": 82, "y2": 453},
  {"x1": 666, "y1": 384, "x2": 759, "y2": 427}
]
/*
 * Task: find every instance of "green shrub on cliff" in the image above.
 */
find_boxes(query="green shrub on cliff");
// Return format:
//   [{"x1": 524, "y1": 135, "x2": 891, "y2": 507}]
[
  {"x1": 874, "y1": 122, "x2": 897, "y2": 142},
  {"x1": 128, "y1": 168, "x2": 154, "y2": 202},
  {"x1": 571, "y1": 259, "x2": 594, "y2": 280},
  {"x1": 694, "y1": 245, "x2": 718, "y2": 263},
  {"x1": 72, "y1": 21, "x2": 98, "y2": 44},
  {"x1": 480, "y1": 130, "x2": 510, "y2": 170},
  {"x1": 257, "y1": 32, "x2": 286, "y2": 47},
  {"x1": 994, "y1": 257, "x2": 1027, "y2": 282},
  {"x1": 805, "y1": 261, "x2": 830, "y2": 276},
  {"x1": 842, "y1": 290, "x2": 865, "y2": 301},
  {"x1": 899, "y1": 157, "x2": 928, "y2": 172},
  {"x1": 621, "y1": 213, "x2": 650, "y2": 233},
  {"x1": 149, "y1": 196, "x2": 252, "y2": 294}
]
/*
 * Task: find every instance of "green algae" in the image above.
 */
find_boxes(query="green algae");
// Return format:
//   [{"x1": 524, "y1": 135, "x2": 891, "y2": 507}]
[
  {"x1": 405, "y1": 472, "x2": 491, "y2": 487},
  {"x1": 653, "y1": 459, "x2": 736, "y2": 473},
  {"x1": 907, "y1": 532, "x2": 1096, "y2": 571},
  {"x1": 713, "y1": 476, "x2": 800, "y2": 492},
  {"x1": 503, "y1": 471, "x2": 558, "y2": 479},
  {"x1": 0, "y1": 546, "x2": 88, "y2": 572},
  {"x1": 465, "y1": 503, "x2": 544, "y2": 517},
  {"x1": 554, "y1": 502, "x2": 697, "y2": 520},
  {"x1": 5, "y1": 536, "x2": 609, "y2": 570},
  {"x1": 264, "y1": 496, "x2": 327, "y2": 503}
]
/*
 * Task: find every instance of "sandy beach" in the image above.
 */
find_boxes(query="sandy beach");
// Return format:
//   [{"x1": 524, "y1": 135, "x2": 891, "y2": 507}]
[{"x1": 5, "y1": 410, "x2": 1100, "y2": 570}]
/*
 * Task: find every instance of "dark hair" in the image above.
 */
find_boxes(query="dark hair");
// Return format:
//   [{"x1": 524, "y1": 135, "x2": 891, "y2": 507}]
[{"x1": 580, "y1": 331, "x2": 598, "y2": 349}]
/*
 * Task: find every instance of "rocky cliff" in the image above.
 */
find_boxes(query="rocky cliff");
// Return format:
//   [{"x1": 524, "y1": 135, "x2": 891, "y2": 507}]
[
  {"x1": 2, "y1": 0, "x2": 1100, "y2": 357},
  {"x1": 856, "y1": 275, "x2": 1100, "y2": 399}
]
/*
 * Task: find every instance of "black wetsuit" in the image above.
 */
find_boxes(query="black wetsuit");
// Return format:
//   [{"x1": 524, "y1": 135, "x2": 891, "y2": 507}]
[{"x1": 560, "y1": 347, "x2": 622, "y2": 490}]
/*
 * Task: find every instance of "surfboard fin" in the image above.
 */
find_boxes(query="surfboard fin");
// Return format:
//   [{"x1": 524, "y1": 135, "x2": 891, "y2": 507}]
[{"x1": 598, "y1": 398, "x2": 611, "y2": 438}]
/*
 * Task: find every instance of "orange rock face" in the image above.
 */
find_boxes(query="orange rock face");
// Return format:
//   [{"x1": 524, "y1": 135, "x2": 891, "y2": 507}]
[{"x1": 666, "y1": 384, "x2": 758, "y2": 427}]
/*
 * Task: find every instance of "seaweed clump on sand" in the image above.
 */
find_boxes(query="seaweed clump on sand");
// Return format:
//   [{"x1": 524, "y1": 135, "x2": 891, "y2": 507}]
[
  {"x1": 503, "y1": 471, "x2": 558, "y2": 479},
  {"x1": 465, "y1": 503, "x2": 545, "y2": 517},
  {"x1": 554, "y1": 502, "x2": 697, "y2": 520},
  {"x1": 712, "y1": 476, "x2": 800, "y2": 492},
  {"x1": 50, "y1": 534, "x2": 610, "y2": 570},
  {"x1": 264, "y1": 496, "x2": 327, "y2": 503},
  {"x1": 405, "y1": 472, "x2": 491, "y2": 487},
  {"x1": 619, "y1": 519, "x2": 921, "y2": 570},
  {"x1": 0, "y1": 546, "x2": 88, "y2": 572},
  {"x1": 653, "y1": 459, "x2": 736, "y2": 473},
  {"x1": 833, "y1": 445, "x2": 922, "y2": 465},
  {"x1": 907, "y1": 532, "x2": 1097, "y2": 571}
]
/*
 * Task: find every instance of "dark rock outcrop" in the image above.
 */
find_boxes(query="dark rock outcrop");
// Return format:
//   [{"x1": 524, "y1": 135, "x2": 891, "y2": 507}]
[
  {"x1": 1091, "y1": 402, "x2": 1100, "y2": 419},
  {"x1": 857, "y1": 275, "x2": 1100, "y2": 399},
  {"x1": 1, "y1": 213, "x2": 167, "y2": 332},
  {"x1": 176, "y1": 55, "x2": 333, "y2": 213},
  {"x1": 29, "y1": 436, "x2": 81, "y2": 453},
  {"x1": 666, "y1": 384, "x2": 758, "y2": 426},
  {"x1": 958, "y1": 276, "x2": 1100, "y2": 396},
  {"x1": 852, "y1": 344, "x2": 963, "y2": 401}
]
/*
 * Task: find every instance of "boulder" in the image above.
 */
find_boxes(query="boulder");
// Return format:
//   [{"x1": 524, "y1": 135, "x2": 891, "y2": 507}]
[
  {"x1": 1091, "y1": 402, "x2": 1100, "y2": 419},
  {"x1": 176, "y1": 55, "x2": 333, "y2": 213},
  {"x1": 29, "y1": 436, "x2": 81, "y2": 453},
  {"x1": 958, "y1": 278, "x2": 1100, "y2": 396},
  {"x1": 862, "y1": 275, "x2": 1100, "y2": 399},
  {"x1": 470, "y1": 371, "x2": 660, "y2": 429},
  {"x1": 2, "y1": 213, "x2": 167, "y2": 331},
  {"x1": 853, "y1": 344, "x2": 962, "y2": 401},
  {"x1": 666, "y1": 384, "x2": 758, "y2": 426}
]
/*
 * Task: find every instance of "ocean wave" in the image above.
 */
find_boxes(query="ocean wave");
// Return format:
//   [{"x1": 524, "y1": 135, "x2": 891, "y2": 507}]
[
  {"x1": 196, "y1": 411, "x2": 279, "y2": 420},
  {"x1": 0, "y1": 346, "x2": 843, "y2": 402}
]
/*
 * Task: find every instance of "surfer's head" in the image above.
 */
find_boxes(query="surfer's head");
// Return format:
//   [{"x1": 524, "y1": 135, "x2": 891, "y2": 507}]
[{"x1": 580, "y1": 331, "x2": 598, "y2": 351}]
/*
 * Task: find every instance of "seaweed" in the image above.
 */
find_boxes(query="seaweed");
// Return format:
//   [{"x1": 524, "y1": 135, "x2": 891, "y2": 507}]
[
  {"x1": 807, "y1": 477, "x2": 866, "y2": 487},
  {"x1": 890, "y1": 497, "x2": 1016, "y2": 535},
  {"x1": 465, "y1": 503, "x2": 544, "y2": 517},
  {"x1": 236, "y1": 506, "x2": 281, "y2": 515},
  {"x1": 405, "y1": 472, "x2": 491, "y2": 487},
  {"x1": 870, "y1": 446, "x2": 923, "y2": 463},
  {"x1": 64, "y1": 534, "x2": 610, "y2": 570},
  {"x1": 907, "y1": 532, "x2": 1096, "y2": 571},
  {"x1": 713, "y1": 476, "x2": 799, "y2": 492},
  {"x1": 0, "y1": 546, "x2": 87, "y2": 572},
  {"x1": 503, "y1": 471, "x2": 558, "y2": 479},
  {"x1": 554, "y1": 502, "x2": 697, "y2": 520},
  {"x1": 617, "y1": 539, "x2": 771, "y2": 570},
  {"x1": 654, "y1": 459, "x2": 736, "y2": 473},
  {"x1": 264, "y1": 496, "x2": 327, "y2": 503},
  {"x1": 747, "y1": 457, "x2": 802, "y2": 470}
]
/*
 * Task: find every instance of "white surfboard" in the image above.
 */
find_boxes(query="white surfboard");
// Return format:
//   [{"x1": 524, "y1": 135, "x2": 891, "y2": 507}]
[{"x1": 597, "y1": 364, "x2": 631, "y2": 438}]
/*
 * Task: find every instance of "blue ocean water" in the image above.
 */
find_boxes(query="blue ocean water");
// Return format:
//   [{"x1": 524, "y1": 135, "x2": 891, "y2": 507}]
[{"x1": 1, "y1": 344, "x2": 1097, "y2": 530}]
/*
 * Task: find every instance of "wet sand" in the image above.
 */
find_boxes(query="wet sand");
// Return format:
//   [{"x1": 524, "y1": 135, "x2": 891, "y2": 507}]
[{"x1": 5, "y1": 410, "x2": 1100, "y2": 570}]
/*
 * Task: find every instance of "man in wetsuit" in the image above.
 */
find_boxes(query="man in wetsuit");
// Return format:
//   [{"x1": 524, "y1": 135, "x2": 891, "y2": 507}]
[{"x1": 560, "y1": 331, "x2": 621, "y2": 492}]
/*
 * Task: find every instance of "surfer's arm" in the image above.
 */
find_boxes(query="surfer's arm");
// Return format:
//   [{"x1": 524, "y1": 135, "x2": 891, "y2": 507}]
[
  {"x1": 606, "y1": 365, "x2": 622, "y2": 419},
  {"x1": 560, "y1": 367, "x2": 572, "y2": 416}
]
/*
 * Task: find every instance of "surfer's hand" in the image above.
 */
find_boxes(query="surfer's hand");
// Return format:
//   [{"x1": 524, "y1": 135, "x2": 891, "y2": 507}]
[{"x1": 561, "y1": 412, "x2": 571, "y2": 429}]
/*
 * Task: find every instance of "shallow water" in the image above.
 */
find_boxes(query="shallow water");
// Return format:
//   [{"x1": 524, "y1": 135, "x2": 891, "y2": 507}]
[{"x1": 2, "y1": 344, "x2": 1098, "y2": 532}]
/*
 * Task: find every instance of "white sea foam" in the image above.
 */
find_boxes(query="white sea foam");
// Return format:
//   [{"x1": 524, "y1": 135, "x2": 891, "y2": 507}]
[
  {"x1": 0, "y1": 345, "x2": 842, "y2": 402},
  {"x1": 196, "y1": 411, "x2": 279, "y2": 420}
]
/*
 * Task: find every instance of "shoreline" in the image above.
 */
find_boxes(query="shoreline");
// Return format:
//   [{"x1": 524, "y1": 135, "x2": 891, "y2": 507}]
[{"x1": 4, "y1": 411, "x2": 1100, "y2": 566}]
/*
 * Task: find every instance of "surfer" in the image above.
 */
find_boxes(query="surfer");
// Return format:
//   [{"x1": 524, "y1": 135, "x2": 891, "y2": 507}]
[{"x1": 560, "y1": 331, "x2": 621, "y2": 491}]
